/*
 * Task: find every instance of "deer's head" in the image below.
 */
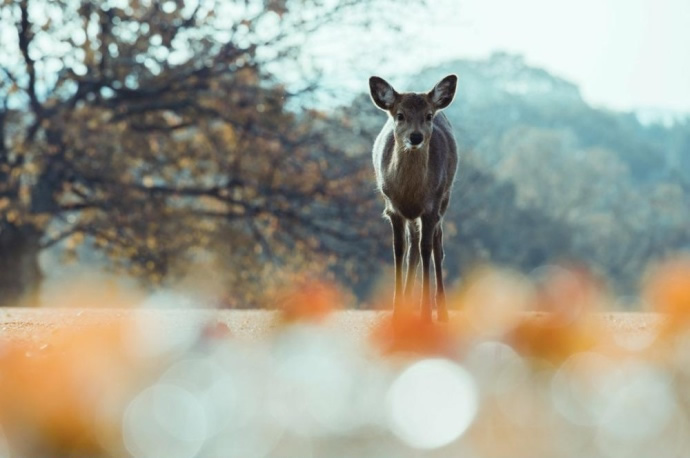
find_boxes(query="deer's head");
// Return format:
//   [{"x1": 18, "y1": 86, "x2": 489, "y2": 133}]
[{"x1": 369, "y1": 74, "x2": 457, "y2": 151}]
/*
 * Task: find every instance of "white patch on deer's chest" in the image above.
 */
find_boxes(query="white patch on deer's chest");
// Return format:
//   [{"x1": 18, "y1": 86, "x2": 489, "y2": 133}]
[{"x1": 381, "y1": 148, "x2": 429, "y2": 218}]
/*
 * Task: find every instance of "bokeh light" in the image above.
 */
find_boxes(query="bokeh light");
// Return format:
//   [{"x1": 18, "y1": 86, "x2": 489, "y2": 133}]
[
  {"x1": 386, "y1": 359, "x2": 478, "y2": 449},
  {"x1": 123, "y1": 383, "x2": 208, "y2": 458},
  {"x1": 4, "y1": 263, "x2": 690, "y2": 456}
]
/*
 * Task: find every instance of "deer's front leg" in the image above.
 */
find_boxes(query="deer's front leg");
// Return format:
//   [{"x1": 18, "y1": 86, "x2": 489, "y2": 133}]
[
  {"x1": 433, "y1": 225, "x2": 448, "y2": 322},
  {"x1": 388, "y1": 211, "x2": 406, "y2": 318},
  {"x1": 420, "y1": 214, "x2": 438, "y2": 323}
]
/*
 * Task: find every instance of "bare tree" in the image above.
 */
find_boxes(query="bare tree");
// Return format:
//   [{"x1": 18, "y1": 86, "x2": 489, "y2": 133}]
[{"x1": 0, "y1": 0, "x2": 411, "y2": 305}]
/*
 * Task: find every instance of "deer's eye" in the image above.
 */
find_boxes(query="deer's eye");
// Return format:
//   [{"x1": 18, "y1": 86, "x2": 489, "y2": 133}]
[
  {"x1": 426, "y1": 113, "x2": 433, "y2": 122},
  {"x1": 396, "y1": 113, "x2": 405, "y2": 122}
]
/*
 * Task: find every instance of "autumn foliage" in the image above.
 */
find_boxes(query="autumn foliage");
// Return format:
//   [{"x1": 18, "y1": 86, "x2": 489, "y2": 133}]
[
  {"x1": 0, "y1": 321, "x2": 143, "y2": 456},
  {"x1": 0, "y1": 259, "x2": 690, "y2": 456},
  {"x1": 644, "y1": 256, "x2": 690, "y2": 333},
  {"x1": 0, "y1": 0, "x2": 385, "y2": 306}
]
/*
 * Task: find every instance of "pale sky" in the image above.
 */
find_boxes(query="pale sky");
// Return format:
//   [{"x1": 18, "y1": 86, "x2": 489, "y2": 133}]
[
  {"x1": 399, "y1": 0, "x2": 690, "y2": 112},
  {"x1": 2, "y1": 0, "x2": 688, "y2": 113},
  {"x1": 308, "y1": 0, "x2": 690, "y2": 113}
]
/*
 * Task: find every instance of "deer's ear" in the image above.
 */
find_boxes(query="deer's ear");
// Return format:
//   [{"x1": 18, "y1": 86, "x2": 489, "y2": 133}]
[
  {"x1": 428, "y1": 74, "x2": 457, "y2": 110},
  {"x1": 369, "y1": 76, "x2": 398, "y2": 111}
]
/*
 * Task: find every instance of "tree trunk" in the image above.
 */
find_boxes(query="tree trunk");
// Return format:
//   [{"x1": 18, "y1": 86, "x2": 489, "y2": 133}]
[{"x1": 0, "y1": 223, "x2": 43, "y2": 307}]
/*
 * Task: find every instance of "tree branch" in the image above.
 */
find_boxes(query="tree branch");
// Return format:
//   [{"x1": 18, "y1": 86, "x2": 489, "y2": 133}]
[{"x1": 17, "y1": 0, "x2": 40, "y2": 116}]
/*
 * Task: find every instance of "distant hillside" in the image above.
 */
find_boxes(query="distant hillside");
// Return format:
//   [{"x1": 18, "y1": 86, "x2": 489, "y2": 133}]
[
  {"x1": 413, "y1": 52, "x2": 690, "y2": 183},
  {"x1": 335, "y1": 53, "x2": 690, "y2": 295}
]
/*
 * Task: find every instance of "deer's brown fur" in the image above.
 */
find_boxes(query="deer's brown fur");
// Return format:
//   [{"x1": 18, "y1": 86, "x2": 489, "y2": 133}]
[{"x1": 369, "y1": 75, "x2": 458, "y2": 322}]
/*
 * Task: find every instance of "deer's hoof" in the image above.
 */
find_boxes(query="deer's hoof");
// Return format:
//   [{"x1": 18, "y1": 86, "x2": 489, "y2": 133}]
[{"x1": 437, "y1": 307, "x2": 449, "y2": 323}]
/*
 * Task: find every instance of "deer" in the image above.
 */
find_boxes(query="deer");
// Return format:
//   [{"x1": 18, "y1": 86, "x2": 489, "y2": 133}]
[{"x1": 369, "y1": 74, "x2": 458, "y2": 323}]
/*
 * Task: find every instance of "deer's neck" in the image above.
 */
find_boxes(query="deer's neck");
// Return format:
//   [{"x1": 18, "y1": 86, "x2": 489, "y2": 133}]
[{"x1": 389, "y1": 143, "x2": 429, "y2": 180}]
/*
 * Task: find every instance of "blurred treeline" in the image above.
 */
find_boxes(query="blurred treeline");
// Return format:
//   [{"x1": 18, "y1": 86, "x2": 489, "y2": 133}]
[
  {"x1": 0, "y1": 1, "x2": 688, "y2": 306},
  {"x1": 419, "y1": 53, "x2": 690, "y2": 295},
  {"x1": 314, "y1": 53, "x2": 690, "y2": 300}
]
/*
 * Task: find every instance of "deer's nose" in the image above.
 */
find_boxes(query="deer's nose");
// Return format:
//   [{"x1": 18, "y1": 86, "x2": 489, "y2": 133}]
[{"x1": 409, "y1": 132, "x2": 424, "y2": 145}]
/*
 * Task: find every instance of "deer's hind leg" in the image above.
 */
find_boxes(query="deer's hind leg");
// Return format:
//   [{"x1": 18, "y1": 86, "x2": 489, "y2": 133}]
[
  {"x1": 404, "y1": 219, "x2": 420, "y2": 302},
  {"x1": 433, "y1": 225, "x2": 448, "y2": 322},
  {"x1": 420, "y1": 214, "x2": 439, "y2": 323}
]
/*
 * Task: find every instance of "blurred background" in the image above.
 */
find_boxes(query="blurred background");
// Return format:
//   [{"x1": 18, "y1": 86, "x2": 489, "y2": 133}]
[
  {"x1": 1, "y1": 2, "x2": 690, "y2": 456},
  {"x1": 0, "y1": 0, "x2": 688, "y2": 308}
]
